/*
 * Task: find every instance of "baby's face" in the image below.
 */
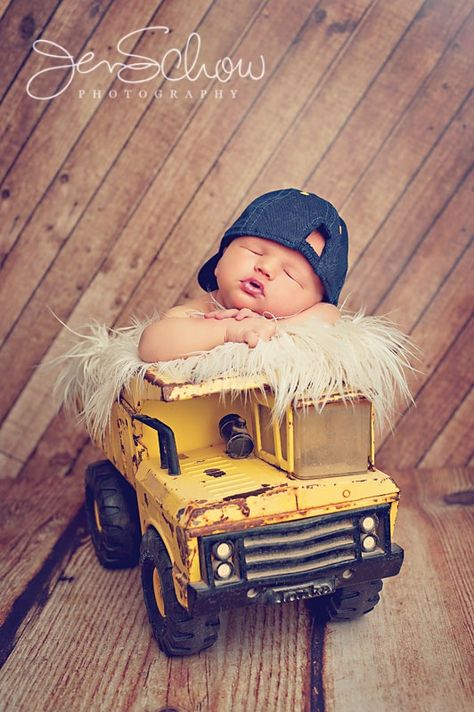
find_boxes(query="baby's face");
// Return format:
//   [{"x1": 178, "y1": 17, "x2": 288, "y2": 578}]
[{"x1": 213, "y1": 232, "x2": 325, "y2": 317}]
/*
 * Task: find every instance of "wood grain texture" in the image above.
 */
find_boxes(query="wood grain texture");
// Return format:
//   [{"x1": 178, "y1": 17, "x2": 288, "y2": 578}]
[
  {"x1": 0, "y1": 466, "x2": 472, "y2": 711},
  {"x1": 0, "y1": 532, "x2": 312, "y2": 711},
  {"x1": 0, "y1": 0, "x2": 62, "y2": 101},
  {"x1": 322, "y1": 467, "x2": 474, "y2": 712},
  {"x1": 0, "y1": 0, "x2": 472, "y2": 475}
]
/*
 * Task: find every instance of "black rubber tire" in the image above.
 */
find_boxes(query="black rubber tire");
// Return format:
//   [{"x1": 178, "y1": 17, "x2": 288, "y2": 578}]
[
  {"x1": 307, "y1": 579, "x2": 383, "y2": 622},
  {"x1": 140, "y1": 528, "x2": 220, "y2": 657},
  {"x1": 85, "y1": 460, "x2": 141, "y2": 568}
]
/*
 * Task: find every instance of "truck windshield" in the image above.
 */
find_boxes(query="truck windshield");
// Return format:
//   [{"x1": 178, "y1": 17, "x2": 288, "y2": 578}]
[{"x1": 293, "y1": 399, "x2": 371, "y2": 479}]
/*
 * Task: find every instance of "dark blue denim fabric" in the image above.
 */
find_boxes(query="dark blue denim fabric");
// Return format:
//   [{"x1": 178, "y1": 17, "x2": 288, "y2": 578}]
[{"x1": 198, "y1": 188, "x2": 348, "y2": 305}]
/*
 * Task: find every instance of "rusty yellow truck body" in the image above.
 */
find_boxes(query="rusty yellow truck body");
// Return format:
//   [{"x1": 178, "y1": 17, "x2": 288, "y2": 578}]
[{"x1": 91, "y1": 367, "x2": 403, "y2": 621}]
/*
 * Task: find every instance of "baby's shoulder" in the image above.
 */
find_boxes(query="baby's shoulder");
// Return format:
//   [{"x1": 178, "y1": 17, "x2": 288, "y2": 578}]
[
  {"x1": 303, "y1": 302, "x2": 340, "y2": 325},
  {"x1": 164, "y1": 295, "x2": 214, "y2": 318}
]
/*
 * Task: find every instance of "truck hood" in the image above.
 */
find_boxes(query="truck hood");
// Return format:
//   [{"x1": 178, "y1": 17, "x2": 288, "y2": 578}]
[{"x1": 136, "y1": 449, "x2": 400, "y2": 535}]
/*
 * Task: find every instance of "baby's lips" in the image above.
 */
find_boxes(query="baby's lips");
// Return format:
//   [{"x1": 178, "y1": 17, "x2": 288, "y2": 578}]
[{"x1": 240, "y1": 278, "x2": 265, "y2": 296}]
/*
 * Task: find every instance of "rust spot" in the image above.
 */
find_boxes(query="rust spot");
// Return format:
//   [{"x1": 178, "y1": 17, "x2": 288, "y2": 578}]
[
  {"x1": 173, "y1": 564, "x2": 188, "y2": 590},
  {"x1": 204, "y1": 468, "x2": 226, "y2": 477},
  {"x1": 223, "y1": 485, "x2": 273, "y2": 500},
  {"x1": 162, "y1": 510, "x2": 175, "y2": 535},
  {"x1": 229, "y1": 499, "x2": 250, "y2": 517},
  {"x1": 444, "y1": 490, "x2": 474, "y2": 506},
  {"x1": 191, "y1": 517, "x2": 267, "y2": 537},
  {"x1": 176, "y1": 527, "x2": 188, "y2": 563}
]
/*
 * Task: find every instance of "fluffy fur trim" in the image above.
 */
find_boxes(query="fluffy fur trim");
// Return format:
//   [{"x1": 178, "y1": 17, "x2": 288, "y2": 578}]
[{"x1": 49, "y1": 311, "x2": 419, "y2": 442}]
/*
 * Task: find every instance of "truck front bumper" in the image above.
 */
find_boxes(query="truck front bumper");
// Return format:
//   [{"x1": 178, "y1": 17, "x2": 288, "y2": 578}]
[{"x1": 187, "y1": 543, "x2": 404, "y2": 615}]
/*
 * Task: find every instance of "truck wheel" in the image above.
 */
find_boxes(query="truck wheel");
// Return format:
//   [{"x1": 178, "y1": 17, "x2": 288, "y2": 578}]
[
  {"x1": 85, "y1": 460, "x2": 140, "y2": 568},
  {"x1": 140, "y1": 528, "x2": 220, "y2": 657},
  {"x1": 308, "y1": 579, "x2": 383, "y2": 622}
]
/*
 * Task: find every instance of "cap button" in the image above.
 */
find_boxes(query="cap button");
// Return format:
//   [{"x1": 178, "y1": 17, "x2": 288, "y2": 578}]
[{"x1": 300, "y1": 191, "x2": 309, "y2": 196}]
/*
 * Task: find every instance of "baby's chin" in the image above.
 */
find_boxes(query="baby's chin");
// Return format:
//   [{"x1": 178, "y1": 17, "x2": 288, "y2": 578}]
[{"x1": 216, "y1": 287, "x2": 288, "y2": 317}]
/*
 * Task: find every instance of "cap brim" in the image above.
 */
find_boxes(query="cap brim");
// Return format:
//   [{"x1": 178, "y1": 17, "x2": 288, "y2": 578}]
[{"x1": 197, "y1": 252, "x2": 220, "y2": 292}]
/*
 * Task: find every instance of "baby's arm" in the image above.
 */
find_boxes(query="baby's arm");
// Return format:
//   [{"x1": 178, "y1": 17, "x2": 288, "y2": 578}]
[
  {"x1": 283, "y1": 302, "x2": 340, "y2": 326},
  {"x1": 205, "y1": 302, "x2": 340, "y2": 326},
  {"x1": 138, "y1": 307, "x2": 276, "y2": 362}
]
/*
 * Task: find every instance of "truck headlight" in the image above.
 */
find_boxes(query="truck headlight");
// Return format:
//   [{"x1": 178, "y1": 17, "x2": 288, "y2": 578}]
[
  {"x1": 213, "y1": 541, "x2": 233, "y2": 560},
  {"x1": 360, "y1": 515, "x2": 377, "y2": 533},
  {"x1": 215, "y1": 561, "x2": 234, "y2": 580},
  {"x1": 361, "y1": 534, "x2": 378, "y2": 552}
]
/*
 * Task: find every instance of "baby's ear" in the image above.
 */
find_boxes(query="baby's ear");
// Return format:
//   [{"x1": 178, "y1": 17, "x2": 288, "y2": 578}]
[{"x1": 307, "y1": 230, "x2": 326, "y2": 256}]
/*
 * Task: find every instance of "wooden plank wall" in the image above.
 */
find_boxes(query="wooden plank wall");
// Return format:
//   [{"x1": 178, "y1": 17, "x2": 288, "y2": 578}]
[{"x1": 0, "y1": 1, "x2": 472, "y2": 478}]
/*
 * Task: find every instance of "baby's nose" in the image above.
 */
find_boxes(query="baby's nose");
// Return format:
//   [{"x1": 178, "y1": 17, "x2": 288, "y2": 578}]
[{"x1": 255, "y1": 257, "x2": 276, "y2": 279}]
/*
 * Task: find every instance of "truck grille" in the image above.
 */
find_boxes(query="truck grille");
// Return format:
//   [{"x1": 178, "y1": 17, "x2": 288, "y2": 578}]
[{"x1": 242, "y1": 513, "x2": 357, "y2": 580}]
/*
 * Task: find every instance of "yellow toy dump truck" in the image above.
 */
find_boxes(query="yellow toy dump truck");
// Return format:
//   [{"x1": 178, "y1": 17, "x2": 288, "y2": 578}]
[{"x1": 85, "y1": 368, "x2": 403, "y2": 657}]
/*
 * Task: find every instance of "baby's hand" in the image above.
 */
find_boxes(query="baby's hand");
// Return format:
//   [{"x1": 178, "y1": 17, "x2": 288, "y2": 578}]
[
  {"x1": 204, "y1": 308, "x2": 261, "y2": 321},
  {"x1": 225, "y1": 317, "x2": 277, "y2": 348}
]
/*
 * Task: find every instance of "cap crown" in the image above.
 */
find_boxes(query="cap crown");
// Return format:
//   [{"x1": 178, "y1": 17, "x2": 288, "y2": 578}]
[{"x1": 198, "y1": 188, "x2": 348, "y2": 305}]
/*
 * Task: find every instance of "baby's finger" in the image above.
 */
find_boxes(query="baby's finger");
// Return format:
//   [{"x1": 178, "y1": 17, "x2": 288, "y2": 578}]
[
  {"x1": 244, "y1": 330, "x2": 259, "y2": 348},
  {"x1": 205, "y1": 309, "x2": 237, "y2": 319},
  {"x1": 235, "y1": 308, "x2": 258, "y2": 321}
]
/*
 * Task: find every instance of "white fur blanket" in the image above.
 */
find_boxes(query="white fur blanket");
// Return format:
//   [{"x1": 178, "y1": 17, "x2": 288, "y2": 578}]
[{"x1": 50, "y1": 311, "x2": 419, "y2": 442}]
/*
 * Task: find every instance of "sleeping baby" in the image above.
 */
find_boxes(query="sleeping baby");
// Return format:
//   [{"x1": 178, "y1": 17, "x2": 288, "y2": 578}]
[{"x1": 139, "y1": 188, "x2": 349, "y2": 362}]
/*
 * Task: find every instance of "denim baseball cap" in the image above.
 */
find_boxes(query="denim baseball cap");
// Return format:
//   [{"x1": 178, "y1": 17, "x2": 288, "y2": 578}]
[{"x1": 198, "y1": 188, "x2": 349, "y2": 305}]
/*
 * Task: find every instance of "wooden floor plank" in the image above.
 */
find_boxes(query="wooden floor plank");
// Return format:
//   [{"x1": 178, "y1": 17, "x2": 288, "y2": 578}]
[
  {"x1": 309, "y1": 0, "x2": 473, "y2": 215},
  {"x1": 1, "y1": 467, "x2": 471, "y2": 711},
  {"x1": 0, "y1": 0, "x2": 325, "y2": 475},
  {"x1": 323, "y1": 467, "x2": 474, "y2": 712},
  {"x1": 0, "y1": 0, "x2": 160, "y2": 256},
  {"x1": 379, "y1": 317, "x2": 473, "y2": 467},
  {"x1": 0, "y1": 0, "x2": 114, "y2": 187},
  {"x1": 0, "y1": 0, "x2": 218, "y2": 350},
  {"x1": 377, "y1": 239, "x2": 473, "y2": 463},
  {"x1": 419, "y1": 387, "x2": 474, "y2": 467},
  {"x1": 0, "y1": 0, "x2": 14, "y2": 23},
  {"x1": 0, "y1": 535, "x2": 312, "y2": 712},
  {"x1": 0, "y1": 421, "x2": 92, "y2": 627},
  {"x1": 344, "y1": 79, "x2": 473, "y2": 312},
  {"x1": 376, "y1": 168, "x2": 473, "y2": 334},
  {"x1": 0, "y1": 0, "x2": 61, "y2": 101},
  {"x1": 0, "y1": 450, "x2": 25, "y2": 479}
]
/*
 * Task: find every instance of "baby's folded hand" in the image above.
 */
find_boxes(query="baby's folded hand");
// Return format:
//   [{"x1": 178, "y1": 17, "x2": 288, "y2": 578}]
[
  {"x1": 225, "y1": 317, "x2": 277, "y2": 348},
  {"x1": 205, "y1": 307, "x2": 261, "y2": 321}
]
